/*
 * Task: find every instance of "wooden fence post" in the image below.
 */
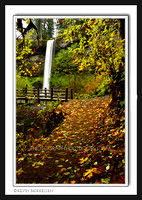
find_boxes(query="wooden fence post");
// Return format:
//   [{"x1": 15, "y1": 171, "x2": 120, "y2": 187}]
[
  {"x1": 45, "y1": 88, "x2": 47, "y2": 98},
  {"x1": 25, "y1": 84, "x2": 28, "y2": 103},
  {"x1": 33, "y1": 87, "x2": 36, "y2": 96},
  {"x1": 65, "y1": 88, "x2": 68, "y2": 102},
  {"x1": 22, "y1": 88, "x2": 25, "y2": 96},
  {"x1": 71, "y1": 88, "x2": 73, "y2": 99},
  {"x1": 37, "y1": 87, "x2": 40, "y2": 103},
  {"x1": 51, "y1": 87, "x2": 53, "y2": 100}
]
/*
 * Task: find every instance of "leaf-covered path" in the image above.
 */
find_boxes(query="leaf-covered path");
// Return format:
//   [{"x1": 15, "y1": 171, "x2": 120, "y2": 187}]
[{"x1": 16, "y1": 96, "x2": 125, "y2": 184}]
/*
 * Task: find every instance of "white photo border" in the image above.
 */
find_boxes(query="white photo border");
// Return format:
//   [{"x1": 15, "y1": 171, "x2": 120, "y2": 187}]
[{"x1": 5, "y1": 5, "x2": 137, "y2": 195}]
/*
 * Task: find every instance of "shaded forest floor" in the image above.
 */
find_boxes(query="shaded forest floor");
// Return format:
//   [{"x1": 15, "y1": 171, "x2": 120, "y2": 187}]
[{"x1": 16, "y1": 96, "x2": 125, "y2": 184}]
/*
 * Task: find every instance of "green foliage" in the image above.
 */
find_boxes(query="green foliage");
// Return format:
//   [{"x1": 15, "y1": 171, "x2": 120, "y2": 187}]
[
  {"x1": 57, "y1": 18, "x2": 125, "y2": 102},
  {"x1": 16, "y1": 72, "x2": 32, "y2": 89},
  {"x1": 50, "y1": 73, "x2": 96, "y2": 96},
  {"x1": 52, "y1": 45, "x2": 78, "y2": 75},
  {"x1": 101, "y1": 178, "x2": 110, "y2": 184},
  {"x1": 16, "y1": 100, "x2": 64, "y2": 155},
  {"x1": 37, "y1": 102, "x2": 63, "y2": 135},
  {"x1": 74, "y1": 93, "x2": 90, "y2": 99},
  {"x1": 16, "y1": 29, "x2": 34, "y2": 59},
  {"x1": 33, "y1": 18, "x2": 54, "y2": 39},
  {"x1": 16, "y1": 30, "x2": 36, "y2": 77},
  {"x1": 120, "y1": 100, "x2": 125, "y2": 108},
  {"x1": 46, "y1": 19, "x2": 54, "y2": 39},
  {"x1": 16, "y1": 20, "x2": 43, "y2": 78},
  {"x1": 16, "y1": 73, "x2": 43, "y2": 89}
]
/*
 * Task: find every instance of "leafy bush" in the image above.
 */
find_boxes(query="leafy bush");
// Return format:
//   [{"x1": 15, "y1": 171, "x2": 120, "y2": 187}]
[
  {"x1": 37, "y1": 101, "x2": 63, "y2": 135},
  {"x1": 52, "y1": 45, "x2": 78, "y2": 76},
  {"x1": 16, "y1": 73, "x2": 43, "y2": 89},
  {"x1": 16, "y1": 101, "x2": 64, "y2": 154},
  {"x1": 16, "y1": 72, "x2": 33, "y2": 89},
  {"x1": 50, "y1": 72, "x2": 97, "y2": 96}
]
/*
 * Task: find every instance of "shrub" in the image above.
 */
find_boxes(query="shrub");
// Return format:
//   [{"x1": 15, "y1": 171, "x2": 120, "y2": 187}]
[
  {"x1": 37, "y1": 101, "x2": 64, "y2": 135},
  {"x1": 16, "y1": 73, "x2": 43, "y2": 89}
]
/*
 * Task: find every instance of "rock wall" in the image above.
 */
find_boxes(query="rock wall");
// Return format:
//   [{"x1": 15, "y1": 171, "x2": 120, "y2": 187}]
[{"x1": 18, "y1": 38, "x2": 71, "y2": 78}]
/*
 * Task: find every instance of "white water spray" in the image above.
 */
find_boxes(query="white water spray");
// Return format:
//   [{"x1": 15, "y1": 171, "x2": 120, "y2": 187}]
[{"x1": 43, "y1": 40, "x2": 54, "y2": 90}]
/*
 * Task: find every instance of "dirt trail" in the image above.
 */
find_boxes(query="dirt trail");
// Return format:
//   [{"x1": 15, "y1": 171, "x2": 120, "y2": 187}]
[{"x1": 16, "y1": 96, "x2": 125, "y2": 184}]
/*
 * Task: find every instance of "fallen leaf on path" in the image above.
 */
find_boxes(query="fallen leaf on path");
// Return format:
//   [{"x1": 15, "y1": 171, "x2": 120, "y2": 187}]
[
  {"x1": 60, "y1": 168, "x2": 67, "y2": 172},
  {"x1": 70, "y1": 180, "x2": 76, "y2": 184},
  {"x1": 16, "y1": 168, "x2": 24, "y2": 175},
  {"x1": 58, "y1": 165, "x2": 63, "y2": 168},
  {"x1": 79, "y1": 157, "x2": 88, "y2": 164},
  {"x1": 83, "y1": 168, "x2": 101, "y2": 178}
]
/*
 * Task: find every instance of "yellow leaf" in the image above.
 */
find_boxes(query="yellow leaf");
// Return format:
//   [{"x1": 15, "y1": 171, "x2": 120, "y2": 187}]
[
  {"x1": 87, "y1": 172, "x2": 93, "y2": 179},
  {"x1": 16, "y1": 168, "x2": 24, "y2": 175},
  {"x1": 84, "y1": 167, "x2": 101, "y2": 178},
  {"x1": 63, "y1": 181, "x2": 68, "y2": 184},
  {"x1": 18, "y1": 157, "x2": 24, "y2": 161},
  {"x1": 79, "y1": 157, "x2": 88, "y2": 164},
  {"x1": 32, "y1": 161, "x2": 44, "y2": 167},
  {"x1": 83, "y1": 169, "x2": 93, "y2": 177}
]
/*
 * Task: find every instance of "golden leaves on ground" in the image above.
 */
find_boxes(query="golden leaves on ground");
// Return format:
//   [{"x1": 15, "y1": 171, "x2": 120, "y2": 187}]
[
  {"x1": 79, "y1": 157, "x2": 88, "y2": 164},
  {"x1": 16, "y1": 168, "x2": 24, "y2": 175},
  {"x1": 83, "y1": 168, "x2": 101, "y2": 179},
  {"x1": 16, "y1": 97, "x2": 125, "y2": 184}
]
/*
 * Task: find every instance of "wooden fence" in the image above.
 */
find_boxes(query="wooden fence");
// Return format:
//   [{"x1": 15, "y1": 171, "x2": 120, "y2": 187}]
[{"x1": 16, "y1": 85, "x2": 73, "y2": 103}]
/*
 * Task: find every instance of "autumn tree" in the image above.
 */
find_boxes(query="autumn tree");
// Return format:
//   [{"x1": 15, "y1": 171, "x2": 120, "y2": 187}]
[
  {"x1": 16, "y1": 19, "x2": 40, "y2": 77},
  {"x1": 16, "y1": 18, "x2": 39, "y2": 49},
  {"x1": 59, "y1": 18, "x2": 125, "y2": 103}
]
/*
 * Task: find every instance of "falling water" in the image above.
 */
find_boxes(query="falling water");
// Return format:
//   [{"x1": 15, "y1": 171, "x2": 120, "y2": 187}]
[{"x1": 43, "y1": 40, "x2": 54, "y2": 90}]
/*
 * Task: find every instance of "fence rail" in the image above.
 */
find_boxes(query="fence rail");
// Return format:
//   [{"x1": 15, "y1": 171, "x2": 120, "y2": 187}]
[{"x1": 16, "y1": 85, "x2": 73, "y2": 103}]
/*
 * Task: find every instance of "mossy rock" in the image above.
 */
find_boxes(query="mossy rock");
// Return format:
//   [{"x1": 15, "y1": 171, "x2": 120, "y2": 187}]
[{"x1": 32, "y1": 80, "x2": 43, "y2": 88}]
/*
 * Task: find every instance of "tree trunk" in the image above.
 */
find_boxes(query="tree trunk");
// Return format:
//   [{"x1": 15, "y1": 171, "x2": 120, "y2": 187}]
[
  {"x1": 40, "y1": 19, "x2": 42, "y2": 40},
  {"x1": 119, "y1": 19, "x2": 125, "y2": 39}
]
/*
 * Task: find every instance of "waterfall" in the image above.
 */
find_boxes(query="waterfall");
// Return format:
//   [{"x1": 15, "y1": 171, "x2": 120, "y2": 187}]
[{"x1": 43, "y1": 40, "x2": 54, "y2": 90}]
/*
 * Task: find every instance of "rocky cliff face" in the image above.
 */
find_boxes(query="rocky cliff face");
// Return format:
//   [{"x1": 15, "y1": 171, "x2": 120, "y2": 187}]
[
  {"x1": 54, "y1": 37, "x2": 80, "y2": 53},
  {"x1": 24, "y1": 54, "x2": 45, "y2": 77},
  {"x1": 19, "y1": 41, "x2": 47, "y2": 77},
  {"x1": 20, "y1": 38, "x2": 70, "y2": 77}
]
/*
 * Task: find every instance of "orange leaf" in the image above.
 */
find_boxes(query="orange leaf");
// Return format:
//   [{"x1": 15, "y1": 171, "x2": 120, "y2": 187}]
[
  {"x1": 101, "y1": 146, "x2": 106, "y2": 151},
  {"x1": 79, "y1": 157, "x2": 88, "y2": 164},
  {"x1": 92, "y1": 168, "x2": 101, "y2": 174},
  {"x1": 41, "y1": 156, "x2": 46, "y2": 160},
  {"x1": 60, "y1": 168, "x2": 67, "y2": 172},
  {"x1": 70, "y1": 180, "x2": 76, "y2": 184},
  {"x1": 95, "y1": 181, "x2": 102, "y2": 184}
]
